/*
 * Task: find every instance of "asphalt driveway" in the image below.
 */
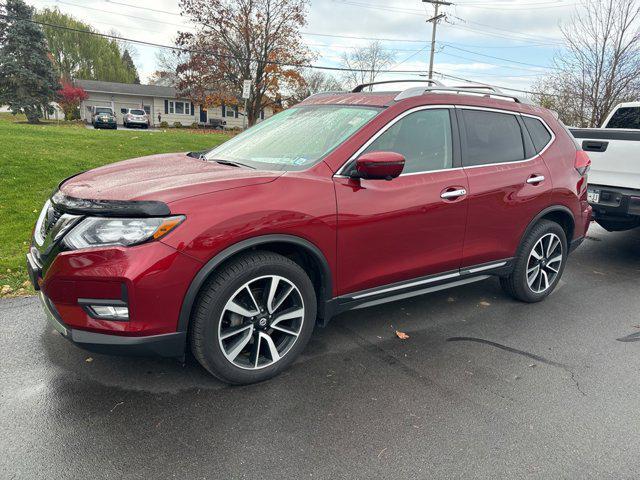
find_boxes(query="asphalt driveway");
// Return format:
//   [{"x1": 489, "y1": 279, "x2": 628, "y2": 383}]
[{"x1": 2, "y1": 223, "x2": 640, "y2": 479}]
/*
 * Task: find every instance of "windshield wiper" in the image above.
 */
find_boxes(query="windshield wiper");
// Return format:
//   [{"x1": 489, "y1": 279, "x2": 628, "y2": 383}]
[
  {"x1": 186, "y1": 150, "x2": 207, "y2": 159},
  {"x1": 211, "y1": 159, "x2": 256, "y2": 169}
]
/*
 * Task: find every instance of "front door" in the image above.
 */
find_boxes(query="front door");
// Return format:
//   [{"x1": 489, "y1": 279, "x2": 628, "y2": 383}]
[
  {"x1": 457, "y1": 107, "x2": 553, "y2": 267},
  {"x1": 334, "y1": 107, "x2": 469, "y2": 295},
  {"x1": 200, "y1": 107, "x2": 207, "y2": 124}
]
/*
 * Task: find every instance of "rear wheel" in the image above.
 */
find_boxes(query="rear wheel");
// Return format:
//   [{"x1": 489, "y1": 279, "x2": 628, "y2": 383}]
[
  {"x1": 190, "y1": 251, "x2": 317, "y2": 384},
  {"x1": 500, "y1": 220, "x2": 567, "y2": 302}
]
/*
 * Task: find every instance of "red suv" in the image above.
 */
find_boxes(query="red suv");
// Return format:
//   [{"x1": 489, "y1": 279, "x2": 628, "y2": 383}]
[{"x1": 28, "y1": 81, "x2": 592, "y2": 384}]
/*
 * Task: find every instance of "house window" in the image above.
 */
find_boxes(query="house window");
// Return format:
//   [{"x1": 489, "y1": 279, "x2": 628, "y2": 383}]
[{"x1": 167, "y1": 100, "x2": 191, "y2": 115}]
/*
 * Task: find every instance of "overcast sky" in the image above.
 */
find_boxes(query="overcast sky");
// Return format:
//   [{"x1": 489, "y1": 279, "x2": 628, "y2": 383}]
[{"x1": 26, "y1": 0, "x2": 577, "y2": 93}]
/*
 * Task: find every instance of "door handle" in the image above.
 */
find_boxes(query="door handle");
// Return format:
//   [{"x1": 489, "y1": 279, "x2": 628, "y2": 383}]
[
  {"x1": 526, "y1": 175, "x2": 545, "y2": 184},
  {"x1": 440, "y1": 188, "x2": 467, "y2": 199}
]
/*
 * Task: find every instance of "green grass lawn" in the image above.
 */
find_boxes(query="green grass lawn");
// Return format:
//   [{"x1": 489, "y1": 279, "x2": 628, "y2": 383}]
[{"x1": 0, "y1": 114, "x2": 231, "y2": 296}]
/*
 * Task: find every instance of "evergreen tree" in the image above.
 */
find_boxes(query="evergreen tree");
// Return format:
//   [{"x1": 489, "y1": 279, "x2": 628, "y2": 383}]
[
  {"x1": 121, "y1": 49, "x2": 140, "y2": 84},
  {"x1": 0, "y1": 0, "x2": 60, "y2": 123}
]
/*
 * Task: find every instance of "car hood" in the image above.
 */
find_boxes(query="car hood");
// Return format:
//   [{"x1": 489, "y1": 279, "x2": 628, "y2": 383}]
[{"x1": 59, "y1": 153, "x2": 283, "y2": 203}]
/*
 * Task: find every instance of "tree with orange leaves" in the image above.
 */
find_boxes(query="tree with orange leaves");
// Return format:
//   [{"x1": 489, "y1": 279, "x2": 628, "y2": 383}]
[{"x1": 177, "y1": 0, "x2": 312, "y2": 126}]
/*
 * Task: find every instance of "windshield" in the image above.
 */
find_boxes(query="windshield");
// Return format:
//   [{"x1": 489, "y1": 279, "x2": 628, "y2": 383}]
[
  {"x1": 95, "y1": 108, "x2": 113, "y2": 115},
  {"x1": 130, "y1": 109, "x2": 146, "y2": 115},
  {"x1": 204, "y1": 105, "x2": 380, "y2": 171}
]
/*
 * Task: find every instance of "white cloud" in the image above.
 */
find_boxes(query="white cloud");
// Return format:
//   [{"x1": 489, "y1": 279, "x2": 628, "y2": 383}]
[{"x1": 27, "y1": 0, "x2": 572, "y2": 91}]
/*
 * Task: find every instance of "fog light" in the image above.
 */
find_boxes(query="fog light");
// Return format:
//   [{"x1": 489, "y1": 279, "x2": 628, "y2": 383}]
[
  {"x1": 80, "y1": 301, "x2": 129, "y2": 321},
  {"x1": 90, "y1": 305, "x2": 129, "y2": 319}
]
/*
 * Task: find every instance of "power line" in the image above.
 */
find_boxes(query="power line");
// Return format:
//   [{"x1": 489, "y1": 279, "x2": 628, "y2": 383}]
[
  {"x1": 0, "y1": 13, "x2": 433, "y2": 75},
  {"x1": 441, "y1": 43, "x2": 556, "y2": 69},
  {"x1": 54, "y1": 0, "x2": 565, "y2": 49}
]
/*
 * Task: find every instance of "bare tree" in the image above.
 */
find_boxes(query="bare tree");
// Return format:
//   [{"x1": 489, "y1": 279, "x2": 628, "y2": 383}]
[
  {"x1": 287, "y1": 69, "x2": 342, "y2": 105},
  {"x1": 534, "y1": 0, "x2": 640, "y2": 127},
  {"x1": 340, "y1": 41, "x2": 396, "y2": 90},
  {"x1": 148, "y1": 49, "x2": 181, "y2": 86}
]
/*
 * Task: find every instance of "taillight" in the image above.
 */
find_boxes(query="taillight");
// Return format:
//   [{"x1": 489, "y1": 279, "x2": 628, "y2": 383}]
[{"x1": 575, "y1": 150, "x2": 591, "y2": 176}]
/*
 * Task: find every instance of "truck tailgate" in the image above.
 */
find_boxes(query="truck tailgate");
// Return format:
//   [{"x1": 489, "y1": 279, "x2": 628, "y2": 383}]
[{"x1": 570, "y1": 128, "x2": 640, "y2": 189}]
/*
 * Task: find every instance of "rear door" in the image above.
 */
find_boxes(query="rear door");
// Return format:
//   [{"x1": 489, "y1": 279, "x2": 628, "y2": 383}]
[
  {"x1": 458, "y1": 107, "x2": 552, "y2": 267},
  {"x1": 334, "y1": 106, "x2": 469, "y2": 295}
]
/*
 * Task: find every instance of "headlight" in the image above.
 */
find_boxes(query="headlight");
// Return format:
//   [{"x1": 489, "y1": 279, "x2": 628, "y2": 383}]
[{"x1": 63, "y1": 216, "x2": 184, "y2": 250}]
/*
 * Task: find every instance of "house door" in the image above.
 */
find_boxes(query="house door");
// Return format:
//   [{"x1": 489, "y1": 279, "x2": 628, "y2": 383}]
[{"x1": 200, "y1": 107, "x2": 207, "y2": 124}]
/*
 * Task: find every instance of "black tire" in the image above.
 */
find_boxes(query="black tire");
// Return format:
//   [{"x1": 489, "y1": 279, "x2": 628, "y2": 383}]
[
  {"x1": 190, "y1": 251, "x2": 317, "y2": 384},
  {"x1": 500, "y1": 219, "x2": 568, "y2": 302}
]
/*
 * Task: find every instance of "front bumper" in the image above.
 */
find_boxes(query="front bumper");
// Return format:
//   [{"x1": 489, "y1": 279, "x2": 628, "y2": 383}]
[
  {"x1": 28, "y1": 240, "x2": 202, "y2": 357},
  {"x1": 38, "y1": 290, "x2": 186, "y2": 357}
]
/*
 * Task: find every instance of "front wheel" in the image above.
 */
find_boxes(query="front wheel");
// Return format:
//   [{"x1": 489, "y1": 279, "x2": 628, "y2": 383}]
[
  {"x1": 500, "y1": 219, "x2": 568, "y2": 302},
  {"x1": 190, "y1": 251, "x2": 317, "y2": 384}
]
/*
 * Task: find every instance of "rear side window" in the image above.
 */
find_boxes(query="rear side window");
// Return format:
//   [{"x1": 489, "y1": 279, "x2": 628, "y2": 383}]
[
  {"x1": 363, "y1": 109, "x2": 453, "y2": 174},
  {"x1": 605, "y1": 107, "x2": 640, "y2": 129},
  {"x1": 462, "y1": 110, "x2": 525, "y2": 166},
  {"x1": 523, "y1": 116, "x2": 552, "y2": 153}
]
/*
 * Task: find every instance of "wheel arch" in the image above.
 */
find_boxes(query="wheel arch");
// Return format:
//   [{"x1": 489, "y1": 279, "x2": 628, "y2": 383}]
[
  {"x1": 177, "y1": 234, "x2": 334, "y2": 333},
  {"x1": 521, "y1": 205, "x2": 575, "y2": 248}
]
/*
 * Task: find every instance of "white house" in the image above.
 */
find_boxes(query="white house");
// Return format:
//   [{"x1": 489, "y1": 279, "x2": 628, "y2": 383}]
[{"x1": 74, "y1": 79, "x2": 273, "y2": 128}]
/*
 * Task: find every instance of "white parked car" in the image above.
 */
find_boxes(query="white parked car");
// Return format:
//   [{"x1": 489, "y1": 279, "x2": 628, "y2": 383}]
[
  {"x1": 123, "y1": 108, "x2": 150, "y2": 129},
  {"x1": 570, "y1": 102, "x2": 640, "y2": 231}
]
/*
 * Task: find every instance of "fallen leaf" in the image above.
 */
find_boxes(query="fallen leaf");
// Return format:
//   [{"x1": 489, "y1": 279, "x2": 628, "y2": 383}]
[
  {"x1": 395, "y1": 330, "x2": 410, "y2": 340},
  {"x1": 85, "y1": 357, "x2": 93, "y2": 363},
  {"x1": 447, "y1": 297, "x2": 455, "y2": 302},
  {"x1": 479, "y1": 300, "x2": 491, "y2": 307}
]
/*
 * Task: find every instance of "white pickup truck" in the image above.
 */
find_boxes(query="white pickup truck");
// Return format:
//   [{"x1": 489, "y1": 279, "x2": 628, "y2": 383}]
[{"x1": 570, "y1": 102, "x2": 640, "y2": 231}]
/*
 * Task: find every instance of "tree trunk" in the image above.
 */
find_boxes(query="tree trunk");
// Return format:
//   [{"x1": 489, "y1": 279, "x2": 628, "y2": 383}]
[{"x1": 24, "y1": 107, "x2": 41, "y2": 124}]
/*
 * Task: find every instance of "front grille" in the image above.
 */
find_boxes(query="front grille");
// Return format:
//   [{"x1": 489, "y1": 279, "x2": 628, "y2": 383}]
[{"x1": 40, "y1": 203, "x2": 63, "y2": 239}]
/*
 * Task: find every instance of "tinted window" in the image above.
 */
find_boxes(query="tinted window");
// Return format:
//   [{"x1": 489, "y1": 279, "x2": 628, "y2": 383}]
[
  {"x1": 462, "y1": 110, "x2": 525, "y2": 166},
  {"x1": 363, "y1": 109, "x2": 453, "y2": 174},
  {"x1": 95, "y1": 107, "x2": 113, "y2": 115},
  {"x1": 523, "y1": 116, "x2": 552, "y2": 153},
  {"x1": 130, "y1": 109, "x2": 146, "y2": 115},
  {"x1": 605, "y1": 107, "x2": 640, "y2": 129}
]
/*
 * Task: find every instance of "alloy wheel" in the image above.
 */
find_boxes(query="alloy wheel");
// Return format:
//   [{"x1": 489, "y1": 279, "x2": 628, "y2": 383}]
[
  {"x1": 218, "y1": 275, "x2": 305, "y2": 370},
  {"x1": 526, "y1": 233, "x2": 563, "y2": 294}
]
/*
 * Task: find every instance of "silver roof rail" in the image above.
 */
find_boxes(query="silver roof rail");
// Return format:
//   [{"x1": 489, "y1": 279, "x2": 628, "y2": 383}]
[
  {"x1": 394, "y1": 86, "x2": 523, "y2": 103},
  {"x1": 352, "y1": 79, "x2": 444, "y2": 93}
]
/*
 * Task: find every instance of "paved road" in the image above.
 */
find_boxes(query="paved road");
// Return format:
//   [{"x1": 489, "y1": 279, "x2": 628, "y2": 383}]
[{"x1": 2, "y1": 224, "x2": 640, "y2": 479}]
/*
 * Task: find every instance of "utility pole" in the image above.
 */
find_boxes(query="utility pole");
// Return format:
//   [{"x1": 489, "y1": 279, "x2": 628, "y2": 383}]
[{"x1": 422, "y1": 0, "x2": 451, "y2": 80}]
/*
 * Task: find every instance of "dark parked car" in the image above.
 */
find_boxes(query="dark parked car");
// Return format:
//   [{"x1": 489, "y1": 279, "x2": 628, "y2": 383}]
[
  {"x1": 91, "y1": 106, "x2": 117, "y2": 129},
  {"x1": 29, "y1": 80, "x2": 592, "y2": 384}
]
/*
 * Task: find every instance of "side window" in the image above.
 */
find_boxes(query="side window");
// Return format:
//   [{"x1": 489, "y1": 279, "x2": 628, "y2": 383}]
[
  {"x1": 605, "y1": 107, "x2": 640, "y2": 129},
  {"x1": 462, "y1": 110, "x2": 525, "y2": 166},
  {"x1": 362, "y1": 109, "x2": 453, "y2": 174},
  {"x1": 523, "y1": 116, "x2": 552, "y2": 153}
]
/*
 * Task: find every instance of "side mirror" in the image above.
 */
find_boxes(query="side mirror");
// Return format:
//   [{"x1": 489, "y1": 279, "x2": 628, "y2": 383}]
[{"x1": 352, "y1": 151, "x2": 405, "y2": 180}]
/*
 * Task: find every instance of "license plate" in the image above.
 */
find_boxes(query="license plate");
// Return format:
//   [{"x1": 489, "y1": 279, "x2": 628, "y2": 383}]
[{"x1": 587, "y1": 190, "x2": 600, "y2": 203}]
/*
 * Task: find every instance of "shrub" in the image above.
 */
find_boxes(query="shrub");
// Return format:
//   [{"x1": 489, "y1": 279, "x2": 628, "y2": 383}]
[
  {"x1": 173, "y1": 121, "x2": 182, "y2": 128},
  {"x1": 159, "y1": 121, "x2": 169, "y2": 128},
  {"x1": 190, "y1": 122, "x2": 199, "y2": 129}
]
